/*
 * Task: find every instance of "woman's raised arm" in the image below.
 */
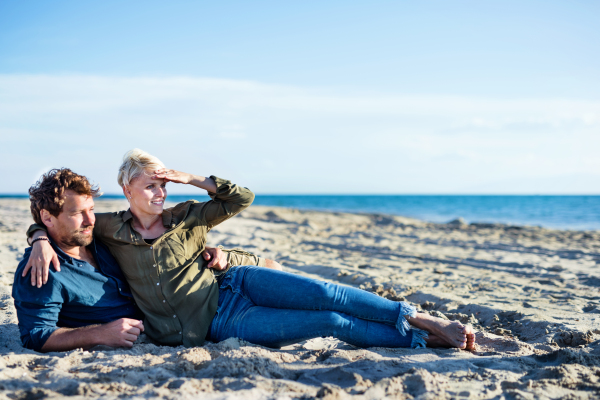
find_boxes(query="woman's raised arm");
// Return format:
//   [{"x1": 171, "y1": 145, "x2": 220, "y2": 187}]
[{"x1": 151, "y1": 169, "x2": 217, "y2": 193}]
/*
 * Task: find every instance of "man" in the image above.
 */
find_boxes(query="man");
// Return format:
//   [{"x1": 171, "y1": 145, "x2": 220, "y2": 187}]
[{"x1": 13, "y1": 168, "x2": 278, "y2": 352}]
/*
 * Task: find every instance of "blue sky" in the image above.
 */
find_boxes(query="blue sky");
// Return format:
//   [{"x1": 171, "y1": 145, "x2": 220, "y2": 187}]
[{"x1": 1, "y1": 1, "x2": 599, "y2": 194}]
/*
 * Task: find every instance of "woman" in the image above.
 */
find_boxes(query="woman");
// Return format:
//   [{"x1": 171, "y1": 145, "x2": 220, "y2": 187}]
[{"x1": 28, "y1": 149, "x2": 475, "y2": 350}]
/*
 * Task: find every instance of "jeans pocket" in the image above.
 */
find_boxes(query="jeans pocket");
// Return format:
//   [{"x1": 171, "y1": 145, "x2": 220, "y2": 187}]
[{"x1": 217, "y1": 268, "x2": 236, "y2": 289}]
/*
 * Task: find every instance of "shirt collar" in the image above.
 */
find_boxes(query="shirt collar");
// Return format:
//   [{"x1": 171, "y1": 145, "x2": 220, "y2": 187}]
[
  {"x1": 47, "y1": 236, "x2": 96, "y2": 265},
  {"x1": 122, "y1": 208, "x2": 173, "y2": 228}
]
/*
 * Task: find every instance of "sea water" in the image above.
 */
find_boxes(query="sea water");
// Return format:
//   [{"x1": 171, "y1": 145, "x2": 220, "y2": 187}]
[
  {"x1": 249, "y1": 195, "x2": 600, "y2": 231},
  {"x1": 3, "y1": 194, "x2": 599, "y2": 231},
  {"x1": 143, "y1": 194, "x2": 600, "y2": 231}
]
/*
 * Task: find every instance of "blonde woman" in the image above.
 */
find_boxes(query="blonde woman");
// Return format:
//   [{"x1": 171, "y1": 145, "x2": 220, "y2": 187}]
[{"x1": 27, "y1": 149, "x2": 475, "y2": 350}]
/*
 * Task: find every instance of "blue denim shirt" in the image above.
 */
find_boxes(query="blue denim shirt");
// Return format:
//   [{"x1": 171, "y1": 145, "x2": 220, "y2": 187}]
[{"x1": 12, "y1": 239, "x2": 143, "y2": 351}]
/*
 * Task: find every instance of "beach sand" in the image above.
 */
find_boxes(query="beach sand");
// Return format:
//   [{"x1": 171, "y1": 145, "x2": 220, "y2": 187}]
[{"x1": 1, "y1": 198, "x2": 600, "y2": 399}]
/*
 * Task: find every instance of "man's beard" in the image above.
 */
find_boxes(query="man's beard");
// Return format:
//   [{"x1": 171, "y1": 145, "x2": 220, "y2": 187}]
[{"x1": 63, "y1": 227, "x2": 94, "y2": 247}]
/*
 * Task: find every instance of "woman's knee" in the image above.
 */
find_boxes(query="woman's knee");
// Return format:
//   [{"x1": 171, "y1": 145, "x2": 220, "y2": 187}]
[{"x1": 322, "y1": 311, "x2": 350, "y2": 330}]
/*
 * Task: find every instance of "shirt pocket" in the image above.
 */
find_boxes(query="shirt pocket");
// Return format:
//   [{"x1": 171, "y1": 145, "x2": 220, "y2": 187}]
[
  {"x1": 165, "y1": 236, "x2": 188, "y2": 267},
  {"x1": 178, "y1": 228, "x2": 206, "y2": 259}
]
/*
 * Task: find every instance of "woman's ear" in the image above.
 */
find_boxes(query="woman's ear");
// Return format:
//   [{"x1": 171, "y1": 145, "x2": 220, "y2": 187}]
[{"x1": 122, "y1": 185, "x2": 132, "y2": 201}]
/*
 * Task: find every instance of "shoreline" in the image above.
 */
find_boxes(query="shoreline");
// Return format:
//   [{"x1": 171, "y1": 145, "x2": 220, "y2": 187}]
[
  {"x1": 2, "y1": 194, "x2": 600, "y2": 231},
  {"x1": 1, "y1": 198, "x2": 600, "y2": 398}
]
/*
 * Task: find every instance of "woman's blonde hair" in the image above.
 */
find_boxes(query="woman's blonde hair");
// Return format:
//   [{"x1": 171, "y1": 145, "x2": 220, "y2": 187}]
[{"x1": 117, "y1": 148, "x2": 165, "y2": 187}]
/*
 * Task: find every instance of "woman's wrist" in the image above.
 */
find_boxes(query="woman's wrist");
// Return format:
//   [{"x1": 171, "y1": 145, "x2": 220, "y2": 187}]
[
  {"x1": 189, "y1": 175, "x2": 217, "y2": 192},
  {"x1": 28, "y1": 230, "x2": 49, "y2": 246}
]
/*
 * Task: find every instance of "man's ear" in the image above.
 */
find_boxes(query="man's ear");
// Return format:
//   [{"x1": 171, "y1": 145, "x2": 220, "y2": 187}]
[{"x1": 40, "y1": 209, "x2": 55, "y2": 228}]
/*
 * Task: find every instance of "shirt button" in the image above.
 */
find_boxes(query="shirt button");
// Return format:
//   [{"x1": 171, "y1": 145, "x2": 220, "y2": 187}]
[
  {"x1": 150, "y1": 246, "x2": 153, "y2": 249},
  {"x1": 153, "y1": 264, "x2": 156, "y2": 268},
  {"x1": 119, "y1": 288, "x2": 122, "y2": 291},
  {"x1": 163, "y1": 300, "x2": 166, "y2": 303},
  {"x1": 179, "y1": 331, "x2": 182, "y2": 334},
  {"x1": 173, "y1": 315, "x2": 176, "y2": 318},
  {"x1": 156, "y1": 283, "x2": 160, "y2": 286}
]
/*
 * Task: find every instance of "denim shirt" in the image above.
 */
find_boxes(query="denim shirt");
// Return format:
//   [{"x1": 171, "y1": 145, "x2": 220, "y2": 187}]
[{"x1": 12, "y1": 239, "x2": 143, "y2": 351}]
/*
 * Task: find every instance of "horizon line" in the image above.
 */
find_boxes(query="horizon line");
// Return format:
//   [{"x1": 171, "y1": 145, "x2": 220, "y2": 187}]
[{"x1": 2, "y1": 193, "x2": 600, "y2": 197}]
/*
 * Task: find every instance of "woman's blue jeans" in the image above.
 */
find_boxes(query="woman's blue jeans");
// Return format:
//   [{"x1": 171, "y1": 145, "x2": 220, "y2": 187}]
[{"x1": 208, "y1": 266, "x2": 427, "y2": 349}]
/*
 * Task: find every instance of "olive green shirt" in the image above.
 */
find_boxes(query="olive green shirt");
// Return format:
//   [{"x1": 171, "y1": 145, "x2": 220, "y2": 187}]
[{"x1": 27, "y1": 176, "x2": 258, "y2": 347}]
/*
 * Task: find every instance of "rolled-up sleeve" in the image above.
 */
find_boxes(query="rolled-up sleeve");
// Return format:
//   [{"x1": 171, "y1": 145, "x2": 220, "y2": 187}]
[
  {"x1": 221, "y1": 247, "x2": 266, "y2": 269},
  {"x1": 12, "y1": 256, "x2": 63, "y2": 351},
  {"x1": 200, "y1": 176, "x2": 254, "y2": 229},
  {"x1": 14, "y1": 301, "x2": 61, "y2": 351}
]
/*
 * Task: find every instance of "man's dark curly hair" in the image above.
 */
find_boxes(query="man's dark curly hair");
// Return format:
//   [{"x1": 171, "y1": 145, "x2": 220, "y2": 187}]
[{"x1": 29, "y1": 168, "x2": 101, "y2": 225}]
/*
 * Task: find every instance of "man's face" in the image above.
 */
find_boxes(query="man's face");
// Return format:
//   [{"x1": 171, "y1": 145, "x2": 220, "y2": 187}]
[{"x1": 46, "y1": 190, "x2": 96, "y2": 247}]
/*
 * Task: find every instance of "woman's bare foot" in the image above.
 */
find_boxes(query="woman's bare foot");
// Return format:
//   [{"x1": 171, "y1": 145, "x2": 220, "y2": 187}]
[
  {"x1": 464, "y1": 325, "x2": 476, "y2": 351},
  {"x1": 407, "y1": 313, "x2": 476, "y2": 350}
]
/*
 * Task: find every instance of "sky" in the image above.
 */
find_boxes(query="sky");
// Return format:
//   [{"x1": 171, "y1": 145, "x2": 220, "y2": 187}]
[{"x1": 1, "y1": 0, "x2": 599, "y2": 194}]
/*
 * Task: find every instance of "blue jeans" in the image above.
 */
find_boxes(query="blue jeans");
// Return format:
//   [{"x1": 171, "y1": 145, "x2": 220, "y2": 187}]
[{"x1": 208, "y1": 266, "x2": 427, "y2": 349}]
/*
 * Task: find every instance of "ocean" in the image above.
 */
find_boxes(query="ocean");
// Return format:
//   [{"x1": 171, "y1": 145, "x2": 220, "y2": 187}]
[{"x1": 3, "y1": 194, "x2": 599, "y2": 231}]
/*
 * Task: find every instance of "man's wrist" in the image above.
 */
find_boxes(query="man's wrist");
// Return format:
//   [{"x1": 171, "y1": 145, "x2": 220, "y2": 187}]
[{"x1": 88, "y1": 324, "x2": 105, "y2": 347}]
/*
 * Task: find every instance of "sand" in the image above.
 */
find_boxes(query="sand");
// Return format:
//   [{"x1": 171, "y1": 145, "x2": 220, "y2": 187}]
[{"x1": 1, "y1": 198, "x2": 600, "y2": 399}]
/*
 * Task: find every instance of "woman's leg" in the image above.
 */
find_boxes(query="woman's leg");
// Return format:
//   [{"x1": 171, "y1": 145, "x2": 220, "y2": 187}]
[
  {"x1": 209, "y1": 284, "x2": 421, "y2": 348},
  {"x1": 218, "y1": 266, "x2": 474, "y2": 350},
  {"x1": 221, "y1": 266, "x2": 418, "y2": 337}
]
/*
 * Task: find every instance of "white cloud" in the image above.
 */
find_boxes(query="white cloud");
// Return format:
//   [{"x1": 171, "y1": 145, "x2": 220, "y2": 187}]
[{"x1": 1, "y1": 74, "x2": 599, "y2": 194}]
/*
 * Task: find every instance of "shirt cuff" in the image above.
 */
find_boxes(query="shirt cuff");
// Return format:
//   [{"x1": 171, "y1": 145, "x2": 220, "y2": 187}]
[
  {"x1": 208, "y1": 176, "x2": 233, "y2": 199},
  {"x1": 220, "y1": 246, "x2": 264, "y2": 268},
  {"x1": 22, "y1": 326, "x2": 59, "y2": 352},
  {"x1": 26, "y1": 223, "x2": 48, "y2": 242}
]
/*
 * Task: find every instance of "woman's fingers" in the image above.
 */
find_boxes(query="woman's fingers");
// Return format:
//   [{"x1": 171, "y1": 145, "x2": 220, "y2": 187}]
[
  {"x1": 152, "y1": 169, "x2": 190, "y2": 184},
  {"x1": 52, "y1": 253, "x2": 61, "y2": 272},
  {"x1": 22, "y1": 259, "x2": 33, "y2": 278}
]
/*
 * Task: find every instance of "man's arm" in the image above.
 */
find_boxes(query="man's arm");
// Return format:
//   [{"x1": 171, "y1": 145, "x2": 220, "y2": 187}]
[
  {"x1": 41, "y1": 318, "x2": 144, "y2": 352},
  {"x1": 13, "y1": 254, "x2": 144, "y2": 352}
]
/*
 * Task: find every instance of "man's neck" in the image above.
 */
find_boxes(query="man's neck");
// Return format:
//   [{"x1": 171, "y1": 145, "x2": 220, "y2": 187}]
[
  {"x1": 56, "y1": 241, "x2": 90, "y2": 261},
  {"x1": 48, "y1": 233, "x2": 91, "y2": 261}
]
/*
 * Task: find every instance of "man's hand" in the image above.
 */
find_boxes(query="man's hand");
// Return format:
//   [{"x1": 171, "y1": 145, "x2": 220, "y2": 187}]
[
  {"x1": 23, "y1": 233, "x2": 60, "y2": 288},
  {"x1": 41, "y1": 318, "x2": 145, "y2": 352},
  {"x1": 96, "y1": 318, "x2": 145, "y2": 348},
  {"x1": 202, "y1": 246, "x2": 228, "y2": 271}
]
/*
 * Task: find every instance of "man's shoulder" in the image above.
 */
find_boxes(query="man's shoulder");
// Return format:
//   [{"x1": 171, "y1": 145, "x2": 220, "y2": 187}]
[{"x1": 12, "y1": 248, "x2": 64, "y2": 301}]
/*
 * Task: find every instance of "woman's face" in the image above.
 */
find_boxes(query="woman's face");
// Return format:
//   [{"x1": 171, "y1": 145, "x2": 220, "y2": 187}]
[{"x1": 125, "y1": 170, "x2": 167, "y2": 216}]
